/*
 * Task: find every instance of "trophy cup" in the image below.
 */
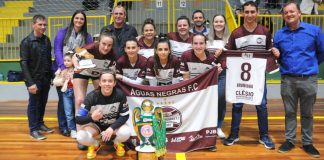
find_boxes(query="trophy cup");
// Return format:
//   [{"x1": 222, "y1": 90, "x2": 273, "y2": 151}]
[{"x1": 132, "y1": 99, "x2": 166, "y2": 159}]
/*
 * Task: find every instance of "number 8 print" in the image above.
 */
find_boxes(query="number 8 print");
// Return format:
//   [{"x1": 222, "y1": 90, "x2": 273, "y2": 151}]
[{"x1": 241, "y1": 62, "x2": 251, "y2": 81}]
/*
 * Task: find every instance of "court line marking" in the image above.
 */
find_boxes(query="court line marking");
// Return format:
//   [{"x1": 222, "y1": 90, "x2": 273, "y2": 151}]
[{"x1": 176, "y1": 153, "x2": 186, "y2": 160}]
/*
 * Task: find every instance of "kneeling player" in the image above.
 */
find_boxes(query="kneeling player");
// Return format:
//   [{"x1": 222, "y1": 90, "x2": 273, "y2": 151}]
[{"x1": 76, "y1": 71, "x2": 131, "y2": 159}]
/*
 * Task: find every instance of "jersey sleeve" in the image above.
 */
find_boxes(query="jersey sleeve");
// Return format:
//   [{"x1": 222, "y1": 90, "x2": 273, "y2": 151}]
[
  {"x1": 145, "y1": 58, "x2": 156, "y2": 79},
  {"x1": 225, "y1": 31, "x2": 237, "y2": 50},
  {"x1": 137, "y1": 57, "x2": 147, "y2": 79},
  {"x1": 180, "y1": 54, "x2": 189, "y2": 74},
  {"x1": 116, "y1": 59, "x2": 123, "y2": 75}
]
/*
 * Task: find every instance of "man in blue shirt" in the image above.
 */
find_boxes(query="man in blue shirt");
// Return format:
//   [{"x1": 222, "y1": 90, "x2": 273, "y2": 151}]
[{"x1": 273, "y1": 2, "x2": 324, "y2": 158}]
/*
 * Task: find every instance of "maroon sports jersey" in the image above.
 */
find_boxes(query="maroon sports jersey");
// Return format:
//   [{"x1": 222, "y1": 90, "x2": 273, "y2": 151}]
[
  {"x1": 116, "y1": 54, "x2": 147, "y2": 79},
  {"x1": 137, "y1": 37, "x2": 157, "y2": 58},
  {"x1": 137, "y1": 36, "x2": 158, "y2": 49},
  {"x1": 79, "y1": 42, "x2": 117, "y2": 77},
  {"x1": 146, "y1": 55, "x2": 181, "y2": 86},
  {"x1": 225, "y1": 24, "x2": 272, "y2": 51},
  {"x1": 167, "y1": 32, "x2": 194, "y2": 57},
  {"x1": 83, "y1": 42, "x2": 117, "y2": 61},
  {"x1": 180, "y1": 50, "x2": 217, "y2": 79}
]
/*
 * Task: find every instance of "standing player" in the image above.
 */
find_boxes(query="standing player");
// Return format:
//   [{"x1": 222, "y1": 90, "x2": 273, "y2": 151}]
[
  {"x1": 221, "y1": 1, "x2": 279, "y2": 149},
  {"x1": 72, "y1": 31, "x2": 117, "y2": 150},
  {"x1": 180, "y1": 33, "x2": 221, "y2": 152},
  {"x1": 167, "y1": 15, "x2": 193, "y2": 58},
  {"x1": 146, "y1": 35, "x2": 181, "y2": 86},
  {"x1": 116, "y1": 38, "x2": 147, "y2": 84}
]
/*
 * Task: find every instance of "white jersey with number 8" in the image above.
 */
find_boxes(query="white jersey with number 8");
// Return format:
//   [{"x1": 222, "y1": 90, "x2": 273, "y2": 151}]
[{"x1": 226, "y1": 57, "x2": 266, "y2": 105}]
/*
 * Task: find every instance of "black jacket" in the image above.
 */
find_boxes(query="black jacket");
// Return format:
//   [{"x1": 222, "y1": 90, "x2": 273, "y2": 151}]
[
  {"x1": 20, "y1": 32, "x2": 52, "y2": 87},
  {"x1": 100, "y1": 23, "x2": 138, "y2": 58}
]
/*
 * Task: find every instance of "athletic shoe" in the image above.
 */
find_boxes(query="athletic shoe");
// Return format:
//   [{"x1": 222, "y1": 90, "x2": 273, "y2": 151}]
[
  {"x1": 223, "y1": 134, "x2": 239, "y2": 146},
  {"x1": 86, "y1": 145, "x2": 101, "y2": 159},
  {"x1": 303, "y1": 144, "x2": 320, "y2": 158},
  {"x1": 77, "y1": 142, "x2": 88, "y2": 150},
  {"x1": 30, "y1": 131, "x2": 46, "y2": 140},
  {"x1": 217, "y1": 128, "x2": 226, "y2": 139},
  {"x1": 208, "y1": 146, "x2": 217, "y2": 152},
  {"x1": 39, "y1": 124, "x2": 54, "y2": 133},
  {"x1": 259, "y1": 136, "x2": 275, "y2": 149},
  {"x1": 278, "y1": 141, "x2": 295, "y2": 153},
  {"x1": 60, "y1": 130, "x2": 70, "y2": 137},
  {"x1": 114, "y1": 143, "x2": 126, "y2": 157},
  {"x1": 70, "y1": 130, "x2": 77, "y2": 139}
]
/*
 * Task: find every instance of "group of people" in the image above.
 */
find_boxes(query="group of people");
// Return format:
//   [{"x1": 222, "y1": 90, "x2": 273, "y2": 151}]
[{"x1": 20, "y1": 1, "x2": 323, "y2": 158}]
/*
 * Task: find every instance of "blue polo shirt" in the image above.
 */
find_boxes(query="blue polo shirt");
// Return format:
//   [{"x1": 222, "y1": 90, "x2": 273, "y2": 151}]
[{"x1": 274, "y1": 22, "x2": 324, "y2": 75}]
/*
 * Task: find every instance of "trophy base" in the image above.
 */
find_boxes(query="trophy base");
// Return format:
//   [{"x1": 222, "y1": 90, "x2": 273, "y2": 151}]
[
  {"x1": 137, "y1": 151, "x2": 158, "y2": 160},
  {"x1": 135, "y1": 145, "x2": 156, "y2": 153}
]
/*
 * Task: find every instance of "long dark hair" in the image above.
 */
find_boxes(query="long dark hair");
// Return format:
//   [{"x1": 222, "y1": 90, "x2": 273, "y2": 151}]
[
  {"x1": 153, "y1": 33, "x2": 172, "y2": 75},
  {"x1": 63, "y1": 10, "x2": 89, "y2": 45}
]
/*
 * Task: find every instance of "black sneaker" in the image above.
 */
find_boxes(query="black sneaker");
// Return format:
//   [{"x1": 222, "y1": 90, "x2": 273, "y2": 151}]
[
  {"x1": 223, "y1": 134, "x2": 239, "y2": 146},
  {"x1": 303, "y1": 144, "x2": 320, "y2": 158},
  {"x1": 60, "y1": 130, "x2": 70, "y2": 137},
  {"x1": 77, "y1": 142, "x2": 88, "y2": 150},
  {"x1": 30, "y1": 131, "x2": 46, "y2": 140},
  {"x1": 39, "y1": 124, "x2": 54, "y2": 133},
  {"x1": 278, "y1": 141, "x2": 295, "y2": 153},
  {"x1": 208, "y1": 146, "x2": 217, "y2": 152}
]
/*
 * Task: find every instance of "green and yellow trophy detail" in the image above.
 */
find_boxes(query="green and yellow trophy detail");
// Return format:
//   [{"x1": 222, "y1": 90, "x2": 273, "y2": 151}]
[{"x1": 132, "y1": 99, "x2": 167, "y2": 158}]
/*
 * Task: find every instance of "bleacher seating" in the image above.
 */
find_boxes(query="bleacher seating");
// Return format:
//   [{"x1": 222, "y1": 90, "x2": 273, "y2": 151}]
[
  {"x1": 0, "y1": 1, "x2": 33, "y2": 43},
  {"x1": 24, "y1": 0, "x2": 109, "y2": 17}
]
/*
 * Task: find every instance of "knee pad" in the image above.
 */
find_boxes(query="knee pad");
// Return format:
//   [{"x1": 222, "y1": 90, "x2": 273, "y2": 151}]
[
  {"x1": 114, "y1": 125, "x2": 131, "y2": 143},
  {"x1": 76, "y1": 130, "x2": 98, "y2": 146}
]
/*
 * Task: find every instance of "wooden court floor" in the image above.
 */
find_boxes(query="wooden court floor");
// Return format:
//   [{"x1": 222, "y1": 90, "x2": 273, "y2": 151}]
[{"x1": 0, "y1": 99, "x2": 323, "y2": 160}]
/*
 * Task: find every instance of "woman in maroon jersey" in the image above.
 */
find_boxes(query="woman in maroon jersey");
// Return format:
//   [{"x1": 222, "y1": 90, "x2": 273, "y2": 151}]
[
  {"x1": 167, "y1": 15, "x2": 193, "y2": 57},
  {"x1": 137, "y1": 18, "x2": 158, "y2": 58},
  {"x1": 116, "y1": 38, "x2": 147, "y2": 84},
  {"x1": 180, "y1": 34, "x2": 221, "y2": 151},
  {"x1": 72, "y1": 31, "x2": 117, "y2": 150},
  {"x1": 181, "y1": 34, "x2": 221, "y2": 80},
  {"x1": 145, "y1": 34, "x2": 181, "y2": 86}
]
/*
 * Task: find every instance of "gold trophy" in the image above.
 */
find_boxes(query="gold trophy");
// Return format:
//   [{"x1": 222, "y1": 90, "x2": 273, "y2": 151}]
[{"x1": 132, "y1": 99, "x2": 166, "y2": 159}]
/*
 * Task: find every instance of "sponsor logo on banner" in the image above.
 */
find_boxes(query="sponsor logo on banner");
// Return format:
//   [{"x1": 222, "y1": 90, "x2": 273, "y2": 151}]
[
  {"x1": 205, "y1": 129, "x2": 217, "y2": 138},
  {"x1": 171, "y1": 136, "x2": 186, "y2": 143},
  {"x1": 162, "y1": 106, "x2": 182, "y2": 133},
  {"x1": 189, "y1": 134, "x2": 203, "y2": 142}
]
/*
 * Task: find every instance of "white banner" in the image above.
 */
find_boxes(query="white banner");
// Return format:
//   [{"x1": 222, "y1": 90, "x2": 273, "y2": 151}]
[{"x1": 118, "y1": 67, "x2": 219, "y2": 152}]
